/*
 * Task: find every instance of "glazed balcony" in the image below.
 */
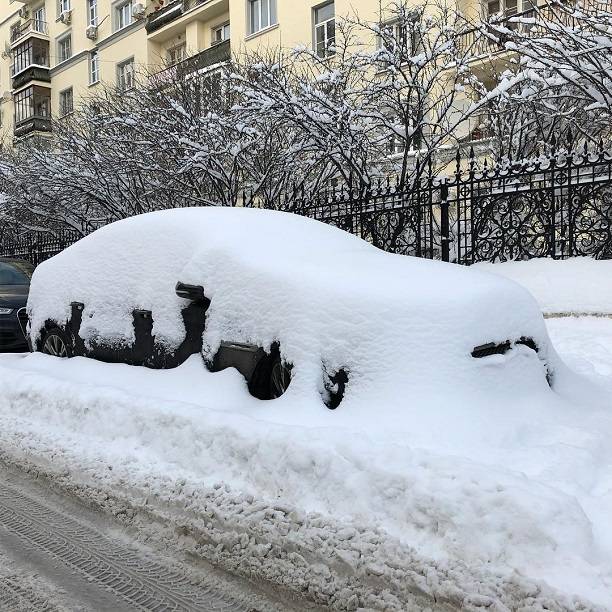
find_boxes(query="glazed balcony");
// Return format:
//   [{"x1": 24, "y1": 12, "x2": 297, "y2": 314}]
[{"x1": 11, "y1": 38, "x2": 50, "y2": 89}]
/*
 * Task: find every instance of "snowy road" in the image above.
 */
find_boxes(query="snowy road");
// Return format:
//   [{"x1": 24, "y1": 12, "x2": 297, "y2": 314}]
[{"x1": 0, "y1": 465, "x2": 286, "y2": 612}]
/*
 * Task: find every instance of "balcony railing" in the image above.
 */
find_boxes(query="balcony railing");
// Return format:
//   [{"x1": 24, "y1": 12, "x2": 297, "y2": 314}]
[
  {"x1": 457, "y1": 4, "x2": 581, "y2": 58},
  {"x1": 152, "y1": 39, "x2": 230, "y2": 84},
  {"x1": 10, "y1": 19, "x2": 48, "y2": 44}
]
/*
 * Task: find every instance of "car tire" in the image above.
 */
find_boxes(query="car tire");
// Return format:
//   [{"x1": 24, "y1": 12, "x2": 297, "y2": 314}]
[
  {"x1": 41, "y1": 328, "x2": 72, "y2": 358},
  {"x1": 249, "y1": 351, "x2": 291, "y2": 400},
  {"x1": 269, "y1": 355, "x2": 291, "y2": 399}
]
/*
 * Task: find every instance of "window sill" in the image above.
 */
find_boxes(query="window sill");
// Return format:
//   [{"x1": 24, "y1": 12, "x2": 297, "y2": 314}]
[
  {"x1": 245, "y1": 23, "x2": 279, "y2": 42},
  {"x1": 59, "y1": 111, "x2": 74, "y2": 119},
  {"x1": 88, "y1": 80, "x2": 100, "y2": 87}
]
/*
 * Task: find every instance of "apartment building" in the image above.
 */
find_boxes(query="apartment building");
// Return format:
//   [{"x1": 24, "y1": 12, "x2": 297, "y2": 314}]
[{"x1": 0, "y1": 0, "x2": 524, "y2": 143}]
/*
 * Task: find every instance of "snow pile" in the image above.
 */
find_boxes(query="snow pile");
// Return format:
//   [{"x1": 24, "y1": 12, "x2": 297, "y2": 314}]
[
  {"x1": 29, "y1": 207, "x2": 559, "y2": 410},
  {"x1": 474, "y1": 257, "x2": 612, "y2": 316},
  {"x1": 0, "y1": 343, "x2": 611, "y2": 608}
]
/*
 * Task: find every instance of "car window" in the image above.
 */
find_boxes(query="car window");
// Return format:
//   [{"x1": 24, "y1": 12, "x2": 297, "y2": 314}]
[{"x1": 0, "y1": 262, "x2": 32, "y2": 285}]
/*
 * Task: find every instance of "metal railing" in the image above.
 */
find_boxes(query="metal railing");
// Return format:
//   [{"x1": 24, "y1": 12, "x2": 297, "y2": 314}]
[
  {"x1": 3, "y1": 140, "x2": 612, "y2": 266},
  {"x1": 457, "y1": 3, "x2": 582, "y2": 58},
  {"x1": 10, "y1": 19, "x2": 48, "y2": 43},
  {"x1": 151, "y1": 39, "x2": 230, "y2": 84}
]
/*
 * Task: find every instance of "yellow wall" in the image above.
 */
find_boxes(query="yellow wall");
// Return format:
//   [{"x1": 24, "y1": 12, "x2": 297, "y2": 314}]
[{"x1": 0, "y1": 0, "x2": 484, "y2": 144}]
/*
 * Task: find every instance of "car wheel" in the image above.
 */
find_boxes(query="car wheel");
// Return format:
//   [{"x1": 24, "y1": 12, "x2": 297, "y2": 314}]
[
  {"x1": 269, "y1": 356, "x2": 291, "y2": 399},
  {"x1": 41, "y1": 328, "x2": 72, "y2": 358}
]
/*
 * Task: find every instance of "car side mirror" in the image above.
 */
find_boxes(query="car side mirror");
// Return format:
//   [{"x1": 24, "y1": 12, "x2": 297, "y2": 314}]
[{"x1": 175, "y1": 282, "x2": 207, "y2": 303}]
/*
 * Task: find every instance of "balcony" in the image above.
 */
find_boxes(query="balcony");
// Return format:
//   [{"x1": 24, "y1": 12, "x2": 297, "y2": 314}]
[
  {"x1": 14, "y1": 116, "x2": 52, "y2": 139},
  {"x1": 146, "y1": 0, "x2": 226, "y2": 36},
  {"x1": 152, "y1": 39, "x2": 230, "y2": 83},
  {"x1": 146, "y1": 0, "x2": 183, "y2": 34},
  {"x1": 10, "y1": 19, "x2": 48, "y2": 47},
  {"x1": 457, "y1": 3, "x2": 579, "y2": 59},
  {"x1": 11, "y1": 38, "x2": 50, "y2": 89}
]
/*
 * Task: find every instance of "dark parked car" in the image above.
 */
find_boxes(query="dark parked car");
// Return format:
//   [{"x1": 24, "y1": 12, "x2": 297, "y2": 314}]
[{"x1": 0, "y1": 258, "x2": 33, "y2": 352}]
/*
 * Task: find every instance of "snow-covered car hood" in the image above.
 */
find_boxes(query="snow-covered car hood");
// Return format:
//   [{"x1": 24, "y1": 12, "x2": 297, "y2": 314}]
[{"x1": 28, "y1": 207, "x2": 560, "y2": 409}]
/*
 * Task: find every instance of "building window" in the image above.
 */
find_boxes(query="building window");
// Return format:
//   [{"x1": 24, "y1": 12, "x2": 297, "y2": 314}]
[
  {"x1": 58, "y1": 0, "x2": 71, "y2": 14},
  {"x1": 167, "y1": 43, "x2": 186, "y2": 65},
  {"x1": 486, "y1": 0, "x2": 518, "y2": 17},
  {"x1": 88, "y1": 0, "x2": 98, "y2": 26},
  {"x1": 57, "y1": 34, "x2": 72, "y2": 63},
  {"x1": 117, "y1": 58, "x2": 135, "y2": 91},
  {"x1": 10, "y1": 23, "x2": 21, "y2": 43},
  {"x1": 379, "y1": 19, "x2": 422, "y2": 58},
  {"x1": 33, "y1": 6, "x2": 46, "y2": 33},
  {"x1": 12, "y1": 39, "x2": 50, "y2": 76},
  {"x1": 89, "y1": 51, "x2": 100, "y2": 84},
  {"x1": 59, "y1": 87, "x2": 73, "y2": 117},
  {"x1": 247, "y1": 0, "x2": 277, "y2": 35},
  {"x1": 115, "y1": 0, "x2": 133, "y2": 31},
  {"x1": 212, "y1": 23, "x2": 230, "y2": 45},
  {"x1": 14, "y1": 86, "x2": 51, "y2": 124},
  {"x1": 314, "y1": 2, "x2": 335, "y2": 58}
]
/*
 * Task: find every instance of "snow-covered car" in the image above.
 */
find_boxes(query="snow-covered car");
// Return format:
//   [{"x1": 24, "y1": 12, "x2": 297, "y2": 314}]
[{"x1": 26, "y1": 208, "x2": 557, "y2": 407}]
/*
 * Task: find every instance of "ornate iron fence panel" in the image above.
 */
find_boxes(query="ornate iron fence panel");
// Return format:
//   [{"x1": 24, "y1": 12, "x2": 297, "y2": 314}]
[{"x1": 2, "y1": 143, "x2": 612, "y2": 267}]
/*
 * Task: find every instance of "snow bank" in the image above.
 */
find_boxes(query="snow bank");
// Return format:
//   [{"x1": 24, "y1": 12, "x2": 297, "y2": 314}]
[
  {"x1": 28, "y1": 208, "x2": 559, "y2": 411},
  {"x1": 0, "y1": 342, "x2": 611, "y2": 608},
  {"x1": 474, "y1": 257, "x2": 612, "y2": 316}
]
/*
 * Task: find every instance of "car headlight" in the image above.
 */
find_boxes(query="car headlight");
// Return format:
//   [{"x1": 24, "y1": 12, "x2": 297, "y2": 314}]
[{"x1": 0, "y1": 308, "x2": 13, "y2": 315}]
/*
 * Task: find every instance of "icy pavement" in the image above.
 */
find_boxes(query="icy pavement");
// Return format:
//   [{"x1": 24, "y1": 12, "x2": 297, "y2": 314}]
[
  {"x1": 0, "y1": 317, "x2": 610, "y2": 610},
  {"x1": 0, "y1": 465, "x2": 286, "y2": 612}
]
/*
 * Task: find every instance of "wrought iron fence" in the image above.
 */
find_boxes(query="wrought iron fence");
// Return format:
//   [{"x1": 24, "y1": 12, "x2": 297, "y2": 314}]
[
  {"x1": 0, "y1": 229, "x2": 82, "y2": 266},
  {"x1": 1, "y1": 142, "x2": 612, "y2": 266}
]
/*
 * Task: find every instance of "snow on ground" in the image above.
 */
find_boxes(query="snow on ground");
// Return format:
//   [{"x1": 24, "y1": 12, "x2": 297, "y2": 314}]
[
  {"x1": 1, "y1": 242, "x2": 611, "y2": 609},
  {"x1": 474, "y1": 257, "x2": 612, "y2": 316},
  {"x1": 0, "y1": 317, "x2": 611, "y2": 609}
]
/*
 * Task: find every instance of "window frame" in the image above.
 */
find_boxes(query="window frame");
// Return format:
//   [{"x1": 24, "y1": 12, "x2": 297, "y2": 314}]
[
  {"x1": 33, "y1": 5, "x2": 46, "y2": 33},
  {"x1": 58, "y1": 0, "x2": 71, "y2": 16},
  {"x1": 114, "y1": 0, "x2": 133, "y2": 32},
  {"x1": 167, "y1": 43, "x2": 186, "y2": 66},
  {"x1": 56, "y1": 33, "x2": 72, "y2": 64},
  {"x1": 89, "y1": 50, "x2": 100, "y2": 84},
  {"x1": 88, "y1": 0, "x2": 98, "y2": 26},
  {"x1": 116, "y1": 57, "x2": 135, "y2": 92},
  {"x1": 212, "y1": 22, "x2": 230, "y2": 45},
  {"x1": 59, "y1": 86, "x2": 74, "y2": 117},
  {"x1": 12, "y1": 38, "x2": 50, "y2": 76},
  {"x1": 313, "y1": 1, "x2": 335, "y2": 59},
  {"x1": 14, "y1": 85, "x2": 51, "y2": 125},
  {"x1": 246, "y1": 0, "x2": 277, "y2": 36}
]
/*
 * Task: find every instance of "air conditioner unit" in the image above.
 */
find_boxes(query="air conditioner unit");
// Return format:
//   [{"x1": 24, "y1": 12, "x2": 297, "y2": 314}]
[
  {"x1": 59, "y1": 10, "x2": 72, "y2": 25},
  {"x1": 86, "y1": 25, "x2": 98, "y2": 40},
  {"x1": 132, "y1": 3, "x2": 146, "y2": 19},
  {"x1": 18, "y1": 6, "x2": 30, "y2": 18}
]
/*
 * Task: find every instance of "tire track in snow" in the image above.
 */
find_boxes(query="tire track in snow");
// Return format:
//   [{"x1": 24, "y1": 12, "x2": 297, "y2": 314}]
[{"x1": 0, "y1": 480, "x2": 254, "y2": 612}]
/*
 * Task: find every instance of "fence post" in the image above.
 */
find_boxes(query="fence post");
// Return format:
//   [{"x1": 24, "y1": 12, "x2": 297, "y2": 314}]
[{"x1": 440, "y1": 182, "x2": 450, "y2": 262}]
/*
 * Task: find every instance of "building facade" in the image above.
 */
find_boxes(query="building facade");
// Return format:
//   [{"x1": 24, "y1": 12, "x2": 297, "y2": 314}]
[{"x1": 0, "y1": 0, "x2": 522, "y2": 143}]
